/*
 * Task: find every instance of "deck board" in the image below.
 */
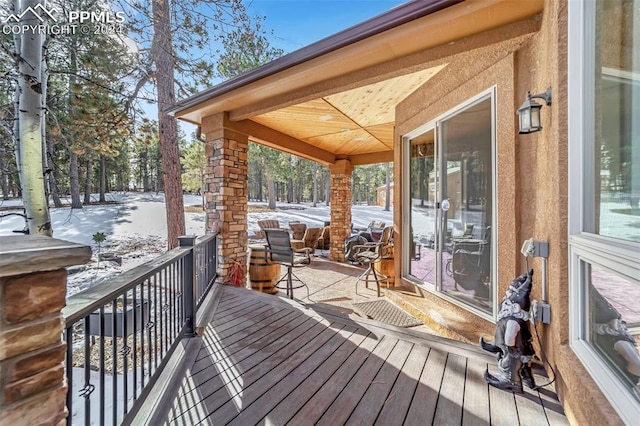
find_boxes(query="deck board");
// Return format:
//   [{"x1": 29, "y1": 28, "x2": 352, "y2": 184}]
[
  {"x1": 434, "y1": 353, "x2": 467, "y2": 425},
  {"x1": 155, "y1": 285, "x2": 568, "y2": 426},
  {"x1": 316, "y1": 335, "x2": 398, "y2": 425},
  {"x1": 374, "y1": 344, "x2": 430, "y2": 426},
  {"x1": 487, "y1": 364, "x2": 519, "y2": 426},
  {"x1": 265, "y1": 329, "x2": 371, "y2": 425},
  {"x1": 226, "y1": 324, "x2": 357, "y2": 425},
  {"x1": 347, "y1": 339, "x2": 414, "y2": 424},
  {"x1": 462, "y1": 357, "x2": 491, "y2": 425},
  {"x1": 287, "y1": 334, "x2": 382, "y2": 424},
  {"x1": 403, "y1": 347, "x2": 448, "y2": 425}
]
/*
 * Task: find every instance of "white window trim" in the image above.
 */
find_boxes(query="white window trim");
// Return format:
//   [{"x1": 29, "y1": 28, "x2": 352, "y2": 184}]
[
  {"x1": 401, "y1": 87, "x2": 497, "y2": 322},
  {"x1": 568, "y1": 0, "x2": 640, "y2": 423}
]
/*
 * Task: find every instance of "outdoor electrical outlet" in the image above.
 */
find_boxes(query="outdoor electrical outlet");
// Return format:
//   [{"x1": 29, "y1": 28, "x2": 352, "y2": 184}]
[{"x1": 531, "y1": 300, "x2": 552, "y2": 324}]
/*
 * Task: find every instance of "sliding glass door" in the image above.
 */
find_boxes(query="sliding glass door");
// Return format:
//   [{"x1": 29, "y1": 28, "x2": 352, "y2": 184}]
[{"x1": 405, "y1": 90, "x2": 495, "y2": 317}]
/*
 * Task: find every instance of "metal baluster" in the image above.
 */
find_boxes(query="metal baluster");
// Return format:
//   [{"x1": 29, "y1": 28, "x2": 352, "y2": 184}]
[
  {"x1": 161, "y1": 267, "x2": 167, "y2": 356},
  {"x1": 141, "y1": 281, "x2": 147, "y2": 388},
  {"x1": 170, "y1": 262, "x2": 175, "y2": 340},
  {"x1": 65, "y1": 326, "x2": 73, "y2": 426},
  {"x1": 147, "y1": 277, "x2": 154, "y2": 377},
  {"x1": 122, "y1": 292, "x2": 128, "y2": 417},
  {"x1": 153, "y1": 273, "x2": 158, "y2": 371},
  {"x1": 176, "y1": 258, "x2": 184, "y2": 332},
  {"x1": 132, "y1": 287, "x2": 138, "y2": 401},
  {"x1": 99, "y1": 306, "x2": 105, "y2": 425},
  {"x1": 112, "y1": 299, "x2": 117, "y2": 426},
  {"x1": 83, "y1": 316, "x2": 92, "y2": 425}
]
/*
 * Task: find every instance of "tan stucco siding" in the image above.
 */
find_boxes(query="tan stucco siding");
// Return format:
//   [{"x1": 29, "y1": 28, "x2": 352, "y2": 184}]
[
  {"x1": 393, "y1": 1, "x2": 622, "y2": 424},
  {"x1": 394, "y1": 53, "x2": 518, "y2": 341}
]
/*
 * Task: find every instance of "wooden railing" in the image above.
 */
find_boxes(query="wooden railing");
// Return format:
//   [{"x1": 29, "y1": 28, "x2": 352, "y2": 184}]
[{"x1": 62, "y1": 233, "x2": 218, "y2": 425}]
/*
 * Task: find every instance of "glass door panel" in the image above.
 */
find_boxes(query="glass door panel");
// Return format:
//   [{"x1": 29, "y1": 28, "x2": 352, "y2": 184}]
[
  {"x1": 438, "y1": 97, "x2": 493, "y2": 314},
  {"x1": 408, "y1": 128, "x2": 437, "y2": 286}
]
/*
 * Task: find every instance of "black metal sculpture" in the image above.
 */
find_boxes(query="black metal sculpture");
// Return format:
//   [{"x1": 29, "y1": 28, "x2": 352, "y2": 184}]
[{"x1": 480, "y1": 270, "x2": 536, "y2": 393}]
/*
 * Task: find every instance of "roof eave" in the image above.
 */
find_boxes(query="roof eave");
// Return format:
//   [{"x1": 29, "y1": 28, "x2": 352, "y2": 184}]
[{"x1": 168, "y1": 0, "x2": 463, "y2": 116}]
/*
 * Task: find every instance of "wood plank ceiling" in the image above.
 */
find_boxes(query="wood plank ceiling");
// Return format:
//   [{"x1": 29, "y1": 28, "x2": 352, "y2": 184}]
[{"x1": 250, "y1": 64, "x2": 447, "y2": 156}]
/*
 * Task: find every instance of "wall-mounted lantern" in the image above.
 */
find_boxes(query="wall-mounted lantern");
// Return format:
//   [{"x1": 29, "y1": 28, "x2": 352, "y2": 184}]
[{"x1": 517, "y1": 87, "x2": 552, "y2": 134}]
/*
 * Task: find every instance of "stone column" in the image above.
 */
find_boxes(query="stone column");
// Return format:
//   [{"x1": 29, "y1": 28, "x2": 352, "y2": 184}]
[
  {"x1": 202, "y1": 113, "x2": 249, "y2": 283},
  {"x1": 329, "y1": 159, "x2": 353, "y2": 262},
  {"x1": 0, "y1": 236, "x2": 91, "y2": 425}
]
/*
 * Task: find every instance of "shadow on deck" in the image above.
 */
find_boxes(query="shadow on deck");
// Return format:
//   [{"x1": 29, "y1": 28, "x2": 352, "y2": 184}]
[{"x1": 135, "y1": 284, "x2": 568, "y2": 425}]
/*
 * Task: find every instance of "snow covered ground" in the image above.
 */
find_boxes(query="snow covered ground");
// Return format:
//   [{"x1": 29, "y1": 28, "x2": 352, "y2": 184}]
[{"x1": 0, "y1": 192, "x2": 393, "y2": 295}]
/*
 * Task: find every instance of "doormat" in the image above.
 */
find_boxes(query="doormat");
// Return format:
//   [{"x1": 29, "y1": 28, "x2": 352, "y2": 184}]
[{"x1": 351, "y1": 299, "x2": 422, "y2": 328}]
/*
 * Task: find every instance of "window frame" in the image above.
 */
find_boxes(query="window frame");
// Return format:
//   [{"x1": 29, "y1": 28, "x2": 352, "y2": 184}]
[{"x1": 568, "y1": 0, "x2": 640, "y2": 422}]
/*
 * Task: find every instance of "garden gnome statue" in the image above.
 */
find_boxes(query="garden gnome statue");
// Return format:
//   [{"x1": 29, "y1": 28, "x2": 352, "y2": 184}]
[{"x1": 480, "y1": 270, "x2": 536, "y2": 393}]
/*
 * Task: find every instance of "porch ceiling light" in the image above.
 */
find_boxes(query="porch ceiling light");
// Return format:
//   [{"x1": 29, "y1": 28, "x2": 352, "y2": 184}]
[{"x1": 517, "y1": 87, "x2": 552, "y2": 134}]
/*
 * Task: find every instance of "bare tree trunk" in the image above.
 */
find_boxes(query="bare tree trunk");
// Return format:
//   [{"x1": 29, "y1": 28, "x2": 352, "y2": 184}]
[
  {"x1": 365, "y1": 168, "x2": 371, "y2": 206},
  {"x1": 47, "y1": 134, "x2": 62, "y2": 207},
  {"x1": 267, "y1": 177, "x2": 276, "y2": 210},
  {"x1": 384, "y1": 162, "x2": 391, "y2": 211},
  {"x1": 286, "y1": 177, "x2": 293, "y2": 203},
  {"x1": 153, "y1": 0, "x2": 185, "y2": 249},
  {"x1": 0, "y1": 141, "x2": 9, "y2": 200},
  {"x1": 257, "y1": 169, "x2": 263, "y2": 201},
  {"x1": 84, "y1": 157, "x2": 92, "y2": 204},
  {"x1": 1, "y1": 164, "x2": 8, "y2": 200},
  {"x1": 312, "y1": 162, "x2": 318, "y2": 207},
  {"x1": 69, "y1": 150, "x2": 82, "y2": 208},
  {"x1": 140, "y1": 148, "x2": 150, "y2": 191},
  {"x1": 325, "y1": 171, "x2": 330, "y2": 206},
  {"x1": 17, "y1": 0, "x2": 52, "y2": 236},
  {"x1": 99, "y1": 155, "x2": 106, "y2": 202},
  {"x1": 41, "y1": 41, "x2": 50, "y2": 206}
]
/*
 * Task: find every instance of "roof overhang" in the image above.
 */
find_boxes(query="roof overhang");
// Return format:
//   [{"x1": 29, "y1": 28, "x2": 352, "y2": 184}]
[{"x1": 172, "y1": 0, "x2": 544, "y2": 165}]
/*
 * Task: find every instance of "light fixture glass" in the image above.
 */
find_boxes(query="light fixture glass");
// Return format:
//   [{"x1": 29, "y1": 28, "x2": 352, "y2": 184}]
[{"x1": 517, "y1": 87, "x2": 552, "y2": 134}]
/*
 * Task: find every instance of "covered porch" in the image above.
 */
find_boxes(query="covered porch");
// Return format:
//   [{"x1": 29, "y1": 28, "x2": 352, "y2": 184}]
[{"x1": 169, "y1": 0, "x2": 544, "y2": 282}]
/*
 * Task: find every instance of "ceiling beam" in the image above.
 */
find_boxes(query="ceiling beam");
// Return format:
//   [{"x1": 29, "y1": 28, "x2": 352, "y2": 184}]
[
  {"x1": 237, "y1": 120, "x2": 337, "y2": 165},
  {"x1": 348, "y1": 150, "x2": 394, "y2": 165}
]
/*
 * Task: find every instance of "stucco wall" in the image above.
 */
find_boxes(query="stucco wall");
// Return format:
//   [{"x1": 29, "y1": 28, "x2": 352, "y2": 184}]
[
  {"x1": 395, "y1": 52, "x2": 518, "y2": 341},
  {"x1": 394, "y1": 1, "x2": 622, "y2": 423},
  {"x1": 515, "y1": 1, "x2": 621, "y2": 424}
]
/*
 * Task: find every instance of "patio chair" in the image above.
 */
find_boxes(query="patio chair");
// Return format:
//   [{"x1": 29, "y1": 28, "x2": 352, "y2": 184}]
[
  {"x1": 316, "y1": 226, "x2": 331, "y2": 250},
  {"x1": 290, "y1": 227, "x2": 322, "y2": 253},
  {"x1": 353, "y1": 220, "x2": 386, "y2": 234},
  {"x1": 289, "y1": 221, "x2": 307, "y2": 240},
  {"x1": 256, "y1": 219, "x2": 282, "y2": 239},
  {"x1": 352, "y1": 226, "x2": 394, "y2": 297},
  {"x1": 356, "y1": 220, "x2": 387, "y2": 242},
  {"x1": 264, "y1": 229, "x2": 312, "y2": 299}
]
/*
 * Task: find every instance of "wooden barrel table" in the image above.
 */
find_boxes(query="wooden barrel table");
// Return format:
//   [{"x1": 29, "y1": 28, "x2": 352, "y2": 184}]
[
  {"x1": 374, "y1": 256, "x2": 395, "y2": 287},
  {"x1": 248, "y1": 244, "x2": 280, "y2": 294}
]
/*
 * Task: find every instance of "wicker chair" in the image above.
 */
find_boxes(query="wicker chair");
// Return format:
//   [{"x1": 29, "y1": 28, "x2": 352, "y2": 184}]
[
  {"x1": 256, "y1": 219, "x2": 282, "y2": 239},
  {"x1": 317, "y1": 226, "x2": 331, "y2": 250},
  {"x1": 288, "y1": 222, "x2": 307, "y2": 240},
  {"x1": 290, "y1": 227, "x2": 322, "y2": 253}
]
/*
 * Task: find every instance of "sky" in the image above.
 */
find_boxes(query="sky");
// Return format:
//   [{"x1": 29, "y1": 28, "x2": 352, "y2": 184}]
[{"x1": 246, "y1": 0, "x2": 408, "y2": 53}]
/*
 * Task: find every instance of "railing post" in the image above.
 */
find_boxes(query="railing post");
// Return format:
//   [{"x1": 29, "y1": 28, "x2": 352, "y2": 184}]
[
  {"x1": 178, "y1": 235, "x2": 197, "y2": 337},
  {"x1": 0, "y1": 236, "x2": 91, "y2": 425}
]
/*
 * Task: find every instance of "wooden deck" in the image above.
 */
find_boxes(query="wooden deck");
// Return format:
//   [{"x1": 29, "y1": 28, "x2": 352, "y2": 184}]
[{"x1": 145, "y1": 285, "x2": 568, "y2": 425}]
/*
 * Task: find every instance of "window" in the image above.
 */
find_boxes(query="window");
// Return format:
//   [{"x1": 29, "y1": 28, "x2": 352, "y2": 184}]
[
  {"x1": 569, "y1": 1, "x2": 640, "y2": 422},
  {"x1": 404, "y1": 91, "x2": 495, "y2": 319}
]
